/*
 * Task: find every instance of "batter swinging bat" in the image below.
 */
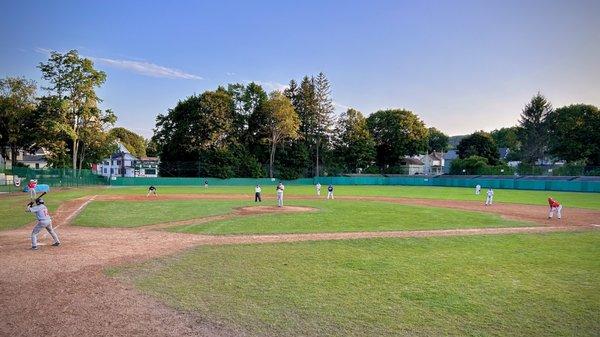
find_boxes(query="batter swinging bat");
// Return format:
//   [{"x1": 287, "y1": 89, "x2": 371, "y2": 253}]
[{"x1": 27, "y1": 191, "x2": 47, "y2": 207}]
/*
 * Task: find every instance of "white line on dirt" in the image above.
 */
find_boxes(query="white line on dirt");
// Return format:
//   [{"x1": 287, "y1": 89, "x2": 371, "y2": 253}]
[{"x1": 63, "y1": 195, "x2": 97, "y2": 224}]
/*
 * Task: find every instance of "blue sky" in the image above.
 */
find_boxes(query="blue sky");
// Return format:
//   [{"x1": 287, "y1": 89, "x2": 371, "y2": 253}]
[{"x1": 1, "y1": 0, "x2": 599, "y2": 138}]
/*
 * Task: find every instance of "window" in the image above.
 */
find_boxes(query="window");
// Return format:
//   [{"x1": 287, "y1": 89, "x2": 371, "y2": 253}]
[
  {"x1": 117, "y1": 160, "x2": 121, "y2": 166},
  {"x1": 145, "y1": 169, "x2": 156, "y2": 175},
  {"x1": 103, "y1": 168, "x2": 107, "y2": 174},
  {"x1": 35, "y1": 163, "x2": 40, "y2": 169},
  {"x1": 110, "y1": 168, "x2": 114, "y2": 174}
]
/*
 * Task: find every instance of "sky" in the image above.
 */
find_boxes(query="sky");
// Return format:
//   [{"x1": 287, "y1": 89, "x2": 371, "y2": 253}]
[{"x1": 1, "y1": 0, "x2": 599, "y2": 138}]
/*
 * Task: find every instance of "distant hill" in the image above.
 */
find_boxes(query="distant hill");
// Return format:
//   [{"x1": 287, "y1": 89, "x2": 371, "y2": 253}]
[{"x1": 448, "y1": 135, "x2": 467, "y2": 149}]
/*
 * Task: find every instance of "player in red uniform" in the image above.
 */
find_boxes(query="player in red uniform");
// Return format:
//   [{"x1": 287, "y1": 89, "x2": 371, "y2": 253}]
[
  {"x1": 27, "y1": 179, "x2": 38, "y2": 200},
  {"x1": 547, "y1": 197, "x2": 562, "y2": 219}
]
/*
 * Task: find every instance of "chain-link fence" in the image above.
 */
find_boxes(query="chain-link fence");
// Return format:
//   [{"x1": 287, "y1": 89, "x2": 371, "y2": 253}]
[{"x1": 0, "y1": 167, "x2": 108, "y2": 193}]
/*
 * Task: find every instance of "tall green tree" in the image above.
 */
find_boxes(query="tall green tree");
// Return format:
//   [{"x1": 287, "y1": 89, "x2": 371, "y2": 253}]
[
  {"x1": 519, "y1": 93, "x2": 552, "y2": 164},
  {"x1": 333, "y1": 108, "x2": 376, "y2": 173},
  {"x1": 78, "y1": 109, "x2": 117, "y2": 169},
  {"x1": 456, "y1": 131, "x2": 499, "y2": 165},
  {"x1": 109, "y1": 127, "x2": 147, "y2": 157},
  {"x1": 0, "y1": 77, "x2": 38, "y2": 164},
  {"x1": 145, "y1": 139, "x2": 159, "y2": 157},
  {"x1": 546, "y1": 104, "x2": 600, "y2": 166},
  {"x1": 313, "y1": 72, "x2": 335, "y2": 177},
  {"x1": 366, "y1": 109, "x2": 428, "y2": 169},
  {"x1": 491, "y1": 126, "x2": 522, "y2": 161},
  {"x1": 264, "y1": 91, "x2": 300, "y2": 178},
  {"x1": 38, "y1": 50, "x2": 109, "y2": 172},
  {"x1": 427, "y1": 127, "x2": 449, "y2": 153},
  {"x1": 153, "y1": 90, "x2": 235, "y2": 176}
]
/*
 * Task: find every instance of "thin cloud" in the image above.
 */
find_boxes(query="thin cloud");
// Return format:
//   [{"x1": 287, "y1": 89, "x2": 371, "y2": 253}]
[
  {"x1": 34, "y1": 47, "x2": 202, "y2": 80},
  {"x1": 333, "y1": 101, "x2": 352, "y2": 111},
  {"x1": 254, "y1": 80, "x2": 288, "y2": 92},
  {"x1": 92, "y1": 57, "x2": 202, "y2": 80}
]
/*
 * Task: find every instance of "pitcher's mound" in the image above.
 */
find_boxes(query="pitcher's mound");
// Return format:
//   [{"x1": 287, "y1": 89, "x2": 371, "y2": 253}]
[{"x1": 237, "y1": 205, "x2": 317, "y2": 215}]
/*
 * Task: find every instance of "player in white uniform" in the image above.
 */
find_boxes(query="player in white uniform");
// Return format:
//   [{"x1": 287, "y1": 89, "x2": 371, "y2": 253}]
[
  {"x1": 485, "y1": 188, "x2": 494, "y2": 205},
  {"x1": 276, "y1": 182, "x2": 285, "y2": 207},
  {"x1": 255, "y1": 185, "x2": 262, "y2": 202},
  {"x1": 316, "y1": 183, "x2": 322, "y2": 196},
  {"x1": 475, "y1": 184, "x2": 481, "y2": 195},
  {"x1": 27, "y1": 198, "x2": 60, "y2": 250},
  {"x1": 327, "y1": 184, "x2": 334, "y2": 199}
]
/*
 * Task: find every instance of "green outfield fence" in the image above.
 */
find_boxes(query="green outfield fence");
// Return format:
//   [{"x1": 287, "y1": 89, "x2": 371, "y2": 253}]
[
  {"x1": 0, "y1": 167, "x2": 107, "y2": 193},
  {"x1": 109, "y1": 175, "x2": 600, "y2": 193}
]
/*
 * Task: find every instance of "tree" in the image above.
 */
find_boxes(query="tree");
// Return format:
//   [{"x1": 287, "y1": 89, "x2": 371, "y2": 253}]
[
  {"x1": 38, "y1": 50, "x2": 109, "y2": 173},
  {"x1": 77, "y1": 109, "x2": 117, "y2": 169},
  {"x1": 0, "y1": 77, "x2": 37, "y2": 164},
  {"x1": 334, "y1": 108, "x2": 376, "y2": 173},
  {"x1": 264, "y1": 91, "x2": 300, "y2": 178},
  {"x1": 456, "y1": 131, "x2": 499, "y2": 165},
  {"x1": 427, "y1": 127, "x2": 449, "y2": 153},
  {"x1": 313, "y1": 72, "x2": 335, "y2": 177},
  {"x1": 547, "y1": 104, "x2": 600, "y2": 166},
  {"x1": 109, "y1": 127, "x2": 147, "y2": 157},
  {"x1": 491, "y1": 126, "x2": 522, "y2": 161},
  {"x1": 153, "y1": 90, "x2": 235, "y2": 176},
  {"x1": 450, "y1": 155, "x2": 489, "y2": 175},
  {"x1": 366, "y1": 109, "x2": 428, "y2": 169},
  {"x1": 145, "y1": 139, "x2": 159, "y2": 157},
  {"x1": 519, "y1": 92, "x2": 552, "y2": 164}
]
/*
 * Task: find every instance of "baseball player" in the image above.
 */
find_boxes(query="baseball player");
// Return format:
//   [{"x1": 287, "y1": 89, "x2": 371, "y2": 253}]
[
  {"x1": 204, "y1": 180, "x2": 208, "y2": 189},
  {"x1": 27, "y1": 179, "x2": 37, "y2": 200},
  {"x1": 147, "y1": 185, "x2": 158, "y2": 197},
  {"x1": 255, "y1": 184, "x2": 262, "y2": 202},
  {"x1": 27, "y1": 198, "x2": 60, "y2": 250},
  {"x1": 276, "y1": 181, "x2": 285, "y2": 207},
  {"x1": 475, "y1": 184, "x2": 481, "y2": 195},
  {"x1": 548, "y1": 197, "x2": 562, "y2": 219},
  {"x1": 316, "y1": 183, "x2": 322, "y2": 196},
  {"x1": 485, "y1": 188, "x2": 494, "y2": 205},
  {"x1": 327, "y1": 184, "x2": 334, "y2": 199}
]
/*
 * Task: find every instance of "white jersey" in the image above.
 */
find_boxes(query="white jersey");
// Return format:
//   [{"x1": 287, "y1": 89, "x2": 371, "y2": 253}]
[
  {"x1": 255, "y1": 186, "x2": 262, "y2": 193},
  {"x1": 316, "y1": 184, "x2": 321, "y2": 190},
  {"x1": 276, "y1": 184, "x2": 285, "y2": 194},
  {"x1": 28, "y1": 204, "x2": 51, "y2": 221},
  {"x1": 486, "y1": 190, "x2": 494, "y2": 197}
]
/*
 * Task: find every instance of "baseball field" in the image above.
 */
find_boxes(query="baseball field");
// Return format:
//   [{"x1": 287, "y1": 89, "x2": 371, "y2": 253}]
[{"x1": 1, "y1": 185, "x2": 599, "y2": 336}]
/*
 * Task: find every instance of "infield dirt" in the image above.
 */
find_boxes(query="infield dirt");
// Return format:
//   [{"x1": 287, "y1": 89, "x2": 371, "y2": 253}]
[{"x1": 1, "y1": 194, "x2": 598, "y2": 336}]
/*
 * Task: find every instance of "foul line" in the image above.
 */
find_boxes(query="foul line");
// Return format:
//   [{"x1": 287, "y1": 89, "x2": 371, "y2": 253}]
[{"x1": 62, "y1": 195, "x2": 97, "y2": 224}]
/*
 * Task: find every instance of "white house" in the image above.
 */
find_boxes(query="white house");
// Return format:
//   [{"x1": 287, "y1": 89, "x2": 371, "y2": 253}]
[
  {"x1": 419, "y1": 152, "x2": 445, "y2": 175},
  {"x1": 400, "y1": 157, "x2": 425, "y2": 175},
  {"x1": 96, "y1": 142, "x2": 159, "y2": 178},
  {"x1": 1, "y1": 148, "x2": 49, "y2": 169}
]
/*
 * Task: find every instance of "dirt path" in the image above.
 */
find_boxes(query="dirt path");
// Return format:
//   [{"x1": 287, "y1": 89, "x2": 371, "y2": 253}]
[{"x1": 1, "y1": 194, "x2": 598, "y2": 336}]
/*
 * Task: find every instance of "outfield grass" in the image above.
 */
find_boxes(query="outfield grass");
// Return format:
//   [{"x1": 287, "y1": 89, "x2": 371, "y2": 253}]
[
  {"x1": 173, "y1": 200, "x2": 530, "y2": 235},
  {"x1": 0, "y1": 188, "x2": 97, "y2": 231},
  {"x1": 102, "y1": 185, "x2": 600, "y2": 209},
  {"x1": 73, "y1": 200, "x2": 252, "y2": 228},
  {"x1": 111, "y1": 231, "x2": 600, "y2": 337}
]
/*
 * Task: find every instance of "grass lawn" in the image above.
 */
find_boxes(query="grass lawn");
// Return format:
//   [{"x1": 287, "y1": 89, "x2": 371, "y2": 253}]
[
  {"x1": 111, "y1": 231, "x2": 600, "y2": 337},
  {"x1": 73, "y1": 200, "x2": 253, "y2": 228},
  {"x1": 173, "y1": 200, "x2": 531, "y2": 235},
  {"x1": 0, "y1": 188, "x2": 96, "y2": 231},
  {"x1": 102, "y1": 185, "x2": 600, "y2": 210}
]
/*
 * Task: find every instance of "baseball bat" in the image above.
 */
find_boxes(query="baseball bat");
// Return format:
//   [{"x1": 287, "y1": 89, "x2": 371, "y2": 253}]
[{"x1": 27, "y1": 191, "x2": 47, "y2": 207}]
